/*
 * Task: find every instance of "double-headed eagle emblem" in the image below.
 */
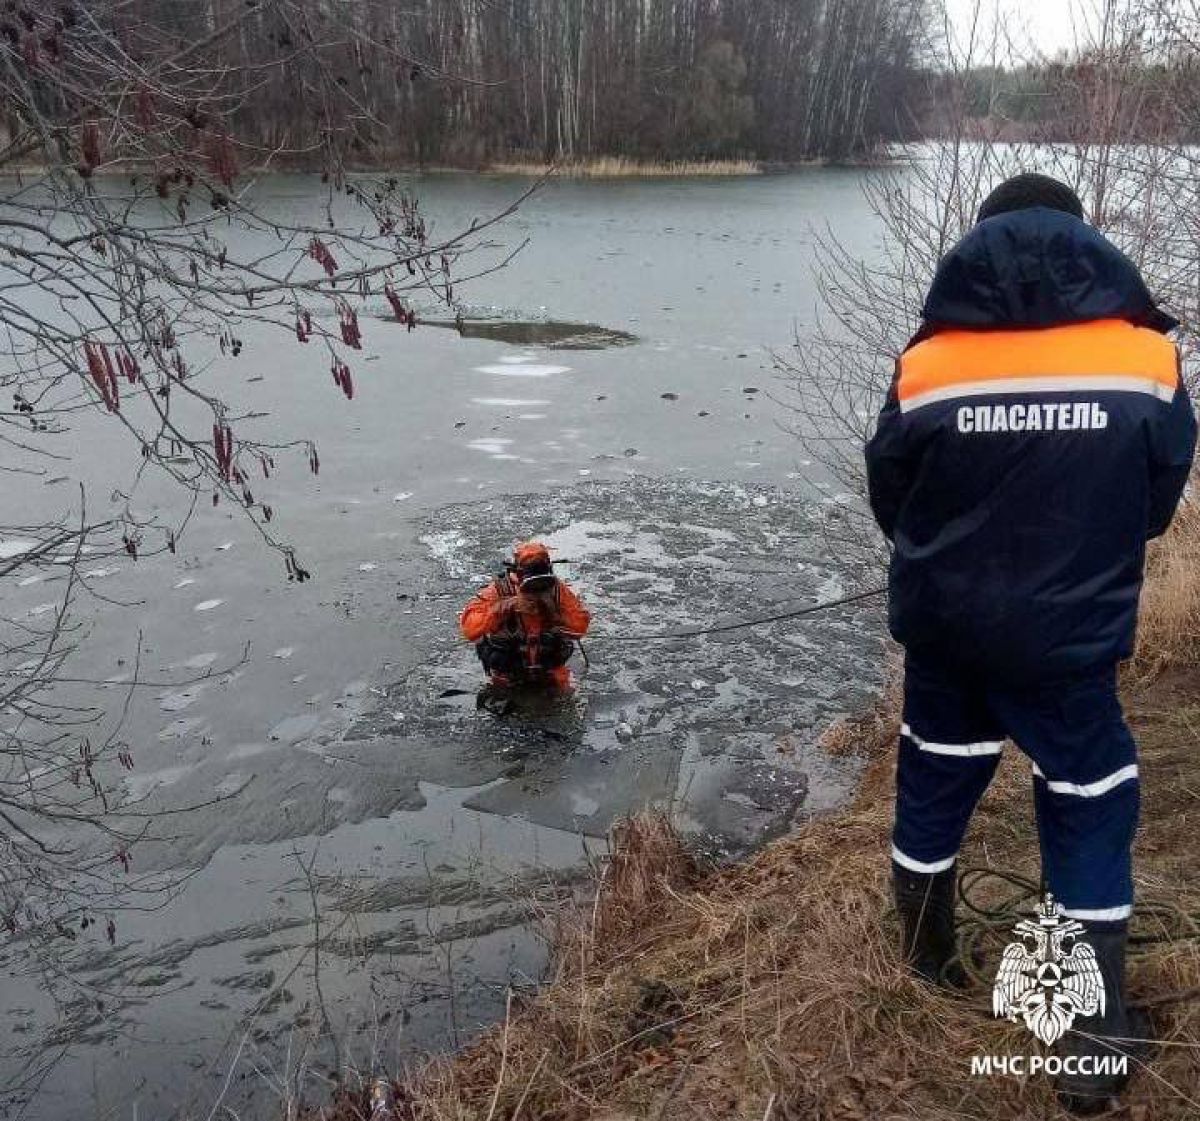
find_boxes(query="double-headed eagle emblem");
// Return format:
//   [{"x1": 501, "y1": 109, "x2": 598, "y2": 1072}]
[{"x1": 993, "y1": 894, "x2": 1105, "y2": 1045}]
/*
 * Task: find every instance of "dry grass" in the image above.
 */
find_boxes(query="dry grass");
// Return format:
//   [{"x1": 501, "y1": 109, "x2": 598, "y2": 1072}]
[
  {"x1": 485, "y1": 157, "x2": 761, "y2": 179},
  {"x1": 321, "y1": 499, "x2": 1200, "y2": 1121},
  {"x1": 1132, "y1": 497, "x2": 1200, "y2": 678}
]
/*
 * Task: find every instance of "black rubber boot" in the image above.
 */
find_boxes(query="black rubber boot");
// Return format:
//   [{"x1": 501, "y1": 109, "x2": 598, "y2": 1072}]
[
  {"x1": 892, "y1": 860, "x2": 966, "y2": 988},
  {"x1": 1055, "y1": 923, "x2": 1145, "y2": 1115}
]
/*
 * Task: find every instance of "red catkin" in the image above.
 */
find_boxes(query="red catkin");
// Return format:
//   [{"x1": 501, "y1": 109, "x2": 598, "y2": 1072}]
[
  {"x1": 384, "y1": 284, "x2": 407, "y2": 321},
  {"x1": 307, "y1": 238, "x2": 338, "y2": 277},
  {"x1": 213, "y1": 422, "x2": 234, "y2": 481}
]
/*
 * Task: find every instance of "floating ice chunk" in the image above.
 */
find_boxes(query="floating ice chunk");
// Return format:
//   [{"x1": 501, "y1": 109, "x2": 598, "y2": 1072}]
[
  {"x1": 225, "y1": 742, "x2": 268, "y2": 761},
  {"x1": 157, "y1": 716, "x2": 207, "y2": 741},
  {"x1": 393, "y1": 492, "x2": 413, "y2": 503},
  {"x1": 269, "y1": 713, "x2": 319, "y2": 743},
  {"x1": 181, "y1": 652, "x2": 219, "y2": 670},
  {"x1": 273, "y1": 647, "x2": 294, "y2": 660},
  {"x1": 0, "y1": 539, "x2": 35, "y2": 559},
  {"x1": 358, "y1": 563, "x2": 377, "y2": 572},
  {"x1": 159, "y1": 685, "x2": 205, "y2": 712},
  {"x1": 816, "y1": 572, "x2": 845, "y2": 599},
  {"x1": 752, "y1": 495, "x2": 769, "y2": 507},
  {"x1": 215, "y1": 772, "x2": 249, "y2": 797},
  {"x1": 421, "y1": 530, "x2": 471, "y2": 576},
  {"x1": 569, "y1": 791, "x2": 601, "y2": 817},
  {"x1": 215, "y1": 541, "x2": 234, "y2": 551},
  {"x1": 467, "y1": 438, "x2": 513, "y2": 455},
  {"x1": 124, "y1": 764, "x2": 192, "y2": 800},
  {"x1": 194, "y1": 599, "x2": 223, "y2": 612},
  {"x1": 471, "y1": 397, "x2": 550, "y2": 407},
  {"x1": 473, "y1": 364, "x2": 570, "y2": 378},
  {"x1": 174, "y1": 578, "x2": 196, "y2": 589},
  {"x1": 517, "y1": 413, "x2": 548, "y2": 420}
]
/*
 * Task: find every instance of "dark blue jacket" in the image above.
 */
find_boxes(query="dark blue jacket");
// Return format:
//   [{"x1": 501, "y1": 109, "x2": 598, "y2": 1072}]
[{"x1": 866, "y1": 208, "x2": 1196, "y2": 682}]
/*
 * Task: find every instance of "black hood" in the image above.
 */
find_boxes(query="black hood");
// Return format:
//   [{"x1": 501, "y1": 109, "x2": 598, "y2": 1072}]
[{"x1": 920, "y1": 207, "x2": 1176, "y2": 335}]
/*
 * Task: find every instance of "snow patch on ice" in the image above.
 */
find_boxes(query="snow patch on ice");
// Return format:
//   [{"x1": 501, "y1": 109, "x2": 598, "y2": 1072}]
[
  {"x1": 0, "y1": 539, "x2": 35, "y2": 559},
  {"x1": 473, "y1": 363, "x2": 570, "y2": 378}
]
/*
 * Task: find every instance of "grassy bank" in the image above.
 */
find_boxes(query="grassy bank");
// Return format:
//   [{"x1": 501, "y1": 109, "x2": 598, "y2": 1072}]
[
  {"x1": 484, "y1": 157, "x2": 762, "y2": 178},
  {"x1": 324, "y1": 505, "x2": 1200, "y2": 1120}
]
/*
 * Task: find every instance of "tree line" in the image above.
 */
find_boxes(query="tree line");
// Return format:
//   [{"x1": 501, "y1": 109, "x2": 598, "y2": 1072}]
[{"x1": 19, "y1": 0, "x2": 932, "y2": 168}]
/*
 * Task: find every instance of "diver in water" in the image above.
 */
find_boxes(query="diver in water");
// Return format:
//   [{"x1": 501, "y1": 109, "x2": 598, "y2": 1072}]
[{"x1": 459, "y1": 541, "x2": 590, "y2": 708}]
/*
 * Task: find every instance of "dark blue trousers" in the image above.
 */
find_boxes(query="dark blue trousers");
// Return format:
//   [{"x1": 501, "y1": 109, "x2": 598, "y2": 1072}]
[{"x1": 892, "y1": 658, "x2": 1138, "y2": 923}]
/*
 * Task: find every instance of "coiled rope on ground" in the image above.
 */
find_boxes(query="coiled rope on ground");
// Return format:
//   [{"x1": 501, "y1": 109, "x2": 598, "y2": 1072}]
[{"x1": 953, "y1": 867, "x2": 1200, "y2": 1001}]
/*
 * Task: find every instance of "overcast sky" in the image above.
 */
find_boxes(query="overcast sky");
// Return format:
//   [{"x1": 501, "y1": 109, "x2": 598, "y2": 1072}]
[{"x1": 943, "y1": 0, "x2": 1099, "y2": 59}]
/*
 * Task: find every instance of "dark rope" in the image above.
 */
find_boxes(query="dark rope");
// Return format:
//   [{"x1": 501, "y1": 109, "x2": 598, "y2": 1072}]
[
  {"x1": 947, "y1": 867, "x2": 1200, "y2": 990},
  {"x1": 571, "y1": 584, "x2": 887, "y2": 643}
]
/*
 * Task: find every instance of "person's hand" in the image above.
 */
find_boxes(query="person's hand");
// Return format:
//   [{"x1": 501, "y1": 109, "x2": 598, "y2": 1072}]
[
  {"x1": 491, "y1": 596, "x2": 521, "y2": 625},
  {"x1": 516, "y1": 588, "x2": 557, "y2": 622}
]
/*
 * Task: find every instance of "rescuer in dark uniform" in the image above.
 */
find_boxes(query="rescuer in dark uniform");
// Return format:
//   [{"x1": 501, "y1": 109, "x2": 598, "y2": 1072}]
[{"x1": 866, "y1": 174, "x2": 1196, "y2": 1112}]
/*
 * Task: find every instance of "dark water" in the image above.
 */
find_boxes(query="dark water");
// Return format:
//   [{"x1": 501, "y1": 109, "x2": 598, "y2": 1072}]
[{"x1": 0, "y1": 170, "x2": 890, "y2": 1120}]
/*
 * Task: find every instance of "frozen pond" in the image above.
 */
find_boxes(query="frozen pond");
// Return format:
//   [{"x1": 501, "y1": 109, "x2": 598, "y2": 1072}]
[{"x1": 0, "y1": 170, "x2": 890, "y2": 1119}]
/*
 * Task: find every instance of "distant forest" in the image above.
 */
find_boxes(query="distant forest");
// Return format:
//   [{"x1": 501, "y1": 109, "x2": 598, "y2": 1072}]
[
  {"x1": 922, "y1": 54, "x2": 1200, "y2": 143},
  {"x1": 9, "y1": 1, "x2": 1196, "y2": 172},
  {"x1": 109, "y1": 0, "x2": 932, "y2": 166}
]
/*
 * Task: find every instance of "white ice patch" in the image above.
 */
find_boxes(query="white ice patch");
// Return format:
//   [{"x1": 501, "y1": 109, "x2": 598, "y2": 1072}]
[
  {"x1": 49, "y1": 545, "x2": 96, "y2": 563},
  {"x1": 83, "y1": 566, "x2": 122, "y2": 579},
  {"x1": 124, "y1": 765, "x2": 192, "y2": 801},
  {"x1": 517, "y1": 413, "x2": 548, "y2": 420},
  {"x1": 0, "y1": 539, "x2": 35, "y2": 559},
  {"x1": 679, "y1": 524, "x2": 737, "y2": 543},
  {"x1": 225, "y1": 742, "x2": 269, "y2": 761},
  {"x1": 179, "y1": 652, "x2": 219, "y2": 670},
  {"x1": 568, "y1": 791, "x2": 601, "y2": 817},
  {"x1": 174, "y1": 578, "x2": 196, "y2": 589},
  {"x1": 393, "y1": 491, "x2": 413, "y2": 503},
  {"x1": 497, "y1": 353, "x2": 538, "y2": 364},
  {"x1": 215, "y1": 772, "x2": 249, "y2": 797},
  {"x1": 215, "y1": 541, "x2": 234, "y2": 551},
  {"x1": 471, "y1": 397, "x2": 550, "y2": 407},
  {"x1": 29, "y1": 602, "x2": 57, "y2": 617},
  {"x1": 157, "y1": 716, "x2": 207, "y2": 741},
  {"x1": 467, "y1": 438, "x2": 514, "y2": 455},
  {"x1": 358, "y1": 562, "x2": 377, "y2": 572},
  {"x1": 421, "y1": 530, "x2": 471, "y2": 577},
  {"x1": 17, "y1": 575, "x2": 40, "y2": 587},
  {"x1": 273, "y1": 647, "x2": 294, "y2": 659},
  {"x1": 194, "y1": 598, "x2": 223, "y2": 612},
  {"x1": 473, "y1": 363, "x2": 570, "y2": 378},
  {"x1": 815, "y1": 571, "x2": 845, "y2": 600},
  {"x1": 541, "y1": 520, "x2": 674, "y2": 572},
  {"x1": 159, "y1": 685, "x2": 206, "y2": 712}
]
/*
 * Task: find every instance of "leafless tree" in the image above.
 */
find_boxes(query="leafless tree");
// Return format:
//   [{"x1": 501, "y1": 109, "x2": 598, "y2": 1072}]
[
  {"x1": 777, "y1": 0, "x2": 1200, "y2": 568},
  {"x1": 0, "y1": 0, "x2": 529, "y2": 1027}
]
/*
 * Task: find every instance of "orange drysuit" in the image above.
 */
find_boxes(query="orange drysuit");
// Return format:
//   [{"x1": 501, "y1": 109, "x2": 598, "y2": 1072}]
[{"x1": 460, "y1": 546, "x2": 590, "y2": 691}]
